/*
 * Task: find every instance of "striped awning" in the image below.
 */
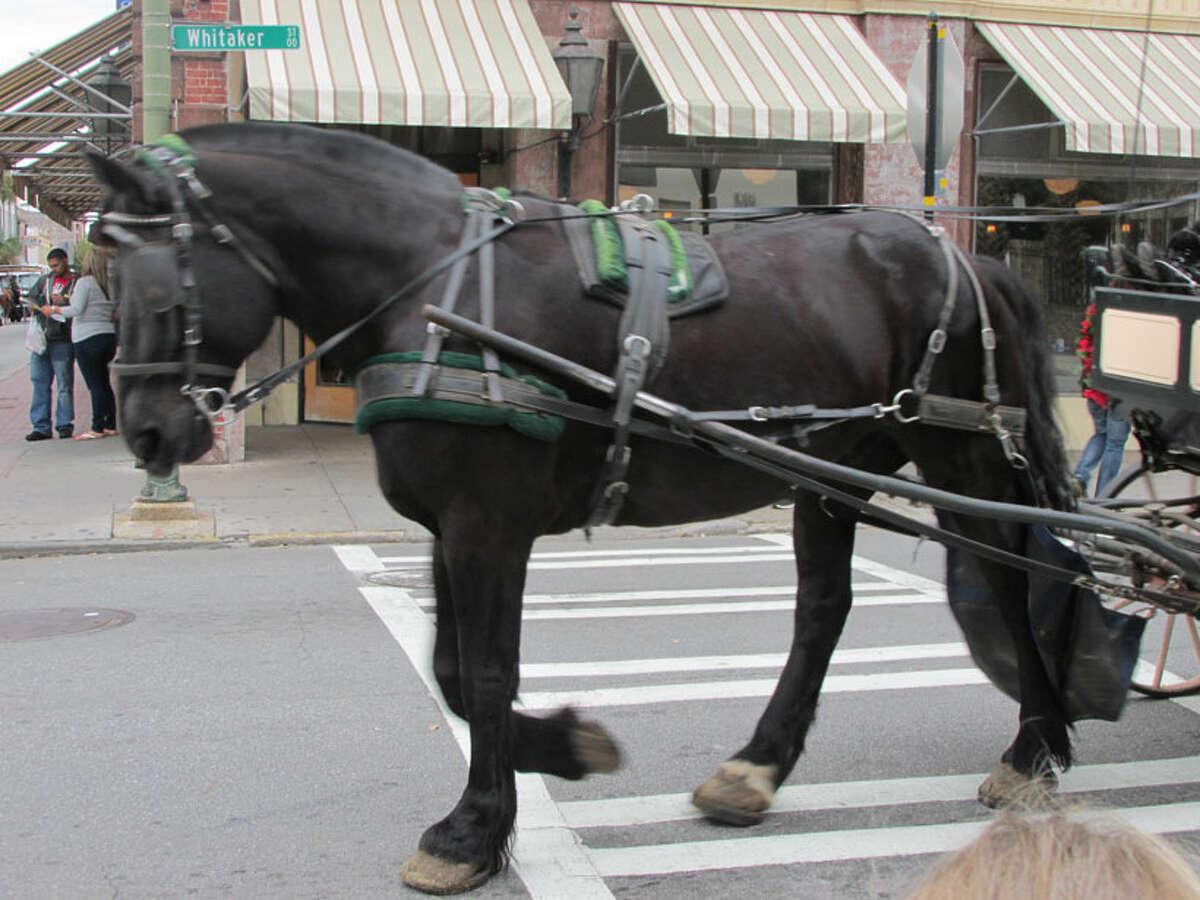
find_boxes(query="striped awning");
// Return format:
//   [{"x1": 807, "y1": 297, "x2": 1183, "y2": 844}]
[
  {"x1": 978, "y1": 22, "x2": 1200, "y2": 158},
  {"x1": 242, "y1": 0, "x2": 571, "y2": 130},
  {"x1": 613, "y1": 3, "x2": 906, "y2": 143}
]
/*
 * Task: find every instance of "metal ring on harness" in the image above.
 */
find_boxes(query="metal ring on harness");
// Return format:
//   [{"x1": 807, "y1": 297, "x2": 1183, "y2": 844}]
[
  {"x1": 184, "y1": 384, "x2": 235, "y2": 428},
  {"x1": 891, "y1": 388, "x2": 921, "y2": 424},
  {"x1": 623, "y1": 333, "x2": 652, "y2": 358},
  {"x1": 621, "y1": 193, "x2": 656, "y2": 213}
]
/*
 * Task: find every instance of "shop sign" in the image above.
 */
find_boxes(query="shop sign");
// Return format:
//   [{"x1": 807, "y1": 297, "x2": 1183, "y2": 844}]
[{"x1": 171, "y1": 24, "x2": 301, "y2": 52}]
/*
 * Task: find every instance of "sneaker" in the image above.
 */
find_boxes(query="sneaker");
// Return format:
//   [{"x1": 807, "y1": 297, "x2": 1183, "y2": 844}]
[
  {"x1": 56, "y1": 426, "x2": 73, "y2": 439},
  {"x1": 25, "y1": 430, "x2": 51, "y2": 442},
  {"x1": 1071, "y1": 475, "x2": 1087, "y2": 498}
]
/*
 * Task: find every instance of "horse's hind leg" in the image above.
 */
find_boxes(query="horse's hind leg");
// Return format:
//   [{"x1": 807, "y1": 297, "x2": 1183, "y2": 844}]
[
  {"x1": 693, "y1": 491, "x2": 860, "y2": 825},
  {"x1": 916, "y1": 440, "x2": 1071, "y2": 808},
  {"x1": 948, "y1": 522, "x2": 1070, "y2": 808},
  {"x1": 428, "y1": 538, "x2": 620, "y2": 780}
]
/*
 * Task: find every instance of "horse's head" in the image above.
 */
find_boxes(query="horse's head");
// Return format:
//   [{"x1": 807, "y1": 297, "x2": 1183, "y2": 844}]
[{"x1": 87, "y1": 144, "x2": 283, "y2": 475}]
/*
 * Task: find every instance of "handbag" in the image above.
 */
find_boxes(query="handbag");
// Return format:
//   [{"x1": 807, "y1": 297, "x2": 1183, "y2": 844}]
[{"x1": 24, "y1": 316, "x2": 46, "y2": 355}]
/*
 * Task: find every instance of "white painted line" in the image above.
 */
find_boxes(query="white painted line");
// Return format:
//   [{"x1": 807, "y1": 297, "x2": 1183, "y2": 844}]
[
  {"x1": 517, "y1": 668, "x2": 989, "y2": 710},
  {"x1": 516, "y1": 582, "x2": 921, "y2": 606},
  {"x1": 521, "y1": 643, "x2": 970, "y2": 679},
  {"x1": 521, "y1": 593, "x2": 941, "y2": 620},
  {"x1": 559, "y1": 755, "x2": 1200, "y2": 828},
  {"x1": 332, "y1": 544, "x2": 388, "y2": 575},
  {"x1": 356, "y1": 586, "x2": 612, "y2": 899},
  {"x1": 586, "y1": 801, "x2": 1200, "y2": 876},
  {"x1": 384, "y1": 552, "x2": 799, "y2": 572},
  {"x1": 380, "y1": 545, "x2": 771, "y2": 564},
  {"x1": 755, "y1": 534, "x2": 947, "y2": 594}
]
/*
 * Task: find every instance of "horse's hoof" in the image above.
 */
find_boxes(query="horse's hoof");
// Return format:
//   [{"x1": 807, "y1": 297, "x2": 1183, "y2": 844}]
[
  {"x1": 977, "y1": 762, "x2": 1058, "y2": 810},
  {"x1": 571, "y1": 718, "x2": 622, "y2": 774},
  {"x1": 400, "y1": 850, "x2": 491, "y2": 895},
  {"x1": 691, "y1": 759, "x2": 778, "y2": 825}
]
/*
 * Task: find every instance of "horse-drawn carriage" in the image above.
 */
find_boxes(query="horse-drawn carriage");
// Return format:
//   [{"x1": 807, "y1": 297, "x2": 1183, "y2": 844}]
[
  {"x1": 86, "y1": 123, "x2": 1200, "y2": 893},
  {"x1": 1075, "y1": 235, "x2": 1200, "y2": 696}
]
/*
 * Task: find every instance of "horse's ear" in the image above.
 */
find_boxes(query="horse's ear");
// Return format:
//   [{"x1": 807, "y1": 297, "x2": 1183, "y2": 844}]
[{"x1": 84, "y1": 147, "x2": 158, "y2": 209}]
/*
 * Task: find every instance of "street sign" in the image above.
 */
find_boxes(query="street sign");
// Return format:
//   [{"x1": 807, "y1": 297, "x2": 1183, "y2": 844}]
[
  {"x1": 905, "y1": 25, "x2": 964, "y2": 170},
  {"x1": 171, "y1": 24, "x2": 301, "y2": 52}
]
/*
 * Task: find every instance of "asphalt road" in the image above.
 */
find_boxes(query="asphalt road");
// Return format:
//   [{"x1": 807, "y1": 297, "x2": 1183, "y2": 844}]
[{"x1": 2, "y1": 529, "x2": 1198, "y2": 898}]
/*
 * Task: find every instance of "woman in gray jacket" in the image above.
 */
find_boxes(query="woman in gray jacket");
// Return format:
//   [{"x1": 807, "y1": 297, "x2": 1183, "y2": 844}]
[{"x1": 38, "y1": 248, "x2": 118, "y2": 439}]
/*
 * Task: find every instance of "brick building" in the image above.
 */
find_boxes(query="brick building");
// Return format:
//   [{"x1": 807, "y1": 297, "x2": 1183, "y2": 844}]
[{"x1": 5, "y1": 0, "x2": 1200, "y2": 440}]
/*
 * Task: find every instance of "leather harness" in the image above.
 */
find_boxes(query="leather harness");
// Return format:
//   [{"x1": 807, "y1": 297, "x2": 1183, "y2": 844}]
[{"x1": 102, "y1": 146, "x2": 1030, "y2": 529}]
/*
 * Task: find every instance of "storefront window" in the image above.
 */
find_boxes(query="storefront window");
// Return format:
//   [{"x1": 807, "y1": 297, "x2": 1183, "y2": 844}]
[
  {"x1": 615, "y1": 47, "x2": 832, "y2": 231},
  {"x1": 975, "y1": 65, "x2": 1200, "y2": 385}
]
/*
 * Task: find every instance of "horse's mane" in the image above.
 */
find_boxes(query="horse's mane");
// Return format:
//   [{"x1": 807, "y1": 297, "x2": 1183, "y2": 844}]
[{"x1": 175, "y1": 122, "x2": 462, "y2": 192}]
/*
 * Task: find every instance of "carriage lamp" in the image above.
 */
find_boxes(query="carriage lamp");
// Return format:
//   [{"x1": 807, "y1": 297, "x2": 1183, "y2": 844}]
[
  {"x1": 84, "y1": 55, "x2": 132, "y2": 155},
  {"x1": 552, "y1": 5, "x2": 605, "y2": 198}
]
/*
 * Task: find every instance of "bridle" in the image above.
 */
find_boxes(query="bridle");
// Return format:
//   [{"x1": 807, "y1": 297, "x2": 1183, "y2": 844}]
[
  {"x1": 101, "y1": 139, "x2": 518, "y2": 427},
  {"x1": 102, "y1": 142, "x2": 281, "y2": 426}
]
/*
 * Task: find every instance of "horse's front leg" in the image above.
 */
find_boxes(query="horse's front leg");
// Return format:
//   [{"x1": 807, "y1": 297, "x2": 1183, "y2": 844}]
[
  {"x1": 693, "y1": 491, "x2": 860, "y2": 824},
  {"x1": 429, "y1": 538, "x2": 621, "y2": 781},
  {"x1": 400, "y1": 524, "x2": 529, "y2": 895}
]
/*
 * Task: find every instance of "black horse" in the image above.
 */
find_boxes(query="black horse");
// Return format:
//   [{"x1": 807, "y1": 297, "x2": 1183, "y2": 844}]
[{"x1": 89, "y1": 123, "x2": 1077, "y2": 894}]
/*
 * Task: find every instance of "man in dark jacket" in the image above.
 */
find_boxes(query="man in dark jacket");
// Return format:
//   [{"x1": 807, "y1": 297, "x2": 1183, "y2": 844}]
[{"x1": 25, "y1": 248, "x2": 75, "y2": 440}]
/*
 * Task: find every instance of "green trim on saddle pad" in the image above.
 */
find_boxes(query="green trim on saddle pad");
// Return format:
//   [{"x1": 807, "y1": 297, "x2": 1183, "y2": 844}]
[
  {"x1": 579, "y1": 200, "x2": 691, "y2": 302},
  {"x1": 353, "y1": 351, "x2": 566, "y2": 442},
  {"x1": 579, "y1": 199, "x2": 628, "y2": 293},
  {"x1": 652, "y1": 218, "x2": 691, "y2": 302}
]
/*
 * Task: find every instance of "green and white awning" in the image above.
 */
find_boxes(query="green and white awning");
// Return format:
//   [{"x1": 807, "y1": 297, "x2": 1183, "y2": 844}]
[
  {"x1": 613, "y1": 3, "x2": 907, "y2": 143},
  {"x1": 979, "y1": 22, "x2": 1200, "y2": 157},
  {"x1": 242, "y1": 0, "x2": 571, "y2": 129}
]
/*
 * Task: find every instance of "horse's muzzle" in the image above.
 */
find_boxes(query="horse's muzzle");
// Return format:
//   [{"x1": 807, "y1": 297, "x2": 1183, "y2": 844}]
[{"x1": 120, "y1": 384, "x2": 214, "y2": 475}]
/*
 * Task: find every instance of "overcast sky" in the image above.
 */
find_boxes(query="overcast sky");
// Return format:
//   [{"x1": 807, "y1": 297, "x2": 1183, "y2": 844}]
[{"x1": 0, "y1": 0, "x2": 125, "y2": 74}]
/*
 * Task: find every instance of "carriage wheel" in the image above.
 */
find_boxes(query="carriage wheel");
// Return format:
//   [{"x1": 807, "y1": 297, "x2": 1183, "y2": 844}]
[{"x1": 1097, "y1": 465, "x2": 1200, "y2": 697}]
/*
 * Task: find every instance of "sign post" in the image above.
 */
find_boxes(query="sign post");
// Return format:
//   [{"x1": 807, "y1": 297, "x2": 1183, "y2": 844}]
[{"x1": 906, "y1": 14, "x2": 964, "y2": 220}]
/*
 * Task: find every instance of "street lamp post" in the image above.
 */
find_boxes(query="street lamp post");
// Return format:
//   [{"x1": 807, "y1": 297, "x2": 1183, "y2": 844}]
[{"x1": 551, "y1": 5, "x2": 604, "y2": 199}]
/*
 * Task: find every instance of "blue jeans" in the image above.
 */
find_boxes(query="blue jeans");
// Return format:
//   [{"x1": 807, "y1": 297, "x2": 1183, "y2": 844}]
[
  {"x1": 29, "y1": 339, "x2": 74, "y2": 434},
  {"x1": 1073, "y1": 398, "x2": 1131, "y2": 497}
]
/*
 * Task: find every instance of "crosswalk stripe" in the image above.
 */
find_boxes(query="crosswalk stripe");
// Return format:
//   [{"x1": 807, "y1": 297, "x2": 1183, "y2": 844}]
[
  {"x1": 378, "y1": 545, "x2": 777, "y2": 565},
  {"x1": 516, "y1": 581, "x2": 922, "y2": 605},
  {"x1": 521, "y1": 642, "x2": 970, "y2": 678},
  {"x1": 558, "y1": 755, "x2": 1200, "y2": 828},
  {"x1": 585, "y1": 801, "x2": 1200, "y2": 876},
  {"x1": 517, "y1": 667, "x2": 989, "y2": 710},
  {"x1": 519, "y1": 593, "x2": 941, "y2": 620}
]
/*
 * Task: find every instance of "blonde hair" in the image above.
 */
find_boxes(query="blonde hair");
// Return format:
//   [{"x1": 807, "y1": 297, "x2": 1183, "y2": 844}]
[
  {"x1": 909, "y1": 812, "x2": 1200, "y2": 900},
  {"x1": 80, "y1": 246, "x2": 111, "y2": 299}
]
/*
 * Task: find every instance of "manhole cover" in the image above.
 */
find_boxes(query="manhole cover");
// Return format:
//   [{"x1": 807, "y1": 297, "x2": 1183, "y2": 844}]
[
  {"x1": 366, "y1": 570, "x2": 433, "y2": 589},
  {"x1": 0, "y1": 608, "x2": 135, "y2": 642}
]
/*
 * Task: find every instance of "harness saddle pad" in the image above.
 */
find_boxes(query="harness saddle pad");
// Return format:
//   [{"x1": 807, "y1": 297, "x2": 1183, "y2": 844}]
[{"x1": 561, "y1": 208, "x2": 729, "y2": 318}]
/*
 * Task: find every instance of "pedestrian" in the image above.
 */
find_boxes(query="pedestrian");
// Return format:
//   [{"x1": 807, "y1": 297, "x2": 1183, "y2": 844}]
[
  {"x1": 24, "y1": 248, "x2": 75, "y2": 441},
  {"x1": 39, "y1": 247, "x2": 118, "y2": 439},
  {"x1": 907, "y1": 809, "x2": 1200, "y2": 899},
  {"x1": 1071, "y1": 302, "x2": 1131, "y2": 497}
]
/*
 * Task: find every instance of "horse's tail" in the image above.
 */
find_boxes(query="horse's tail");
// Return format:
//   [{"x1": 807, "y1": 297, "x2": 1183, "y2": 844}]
[{"x1": 981, "y1": 257, "x2": 1075, "y2": 511}]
